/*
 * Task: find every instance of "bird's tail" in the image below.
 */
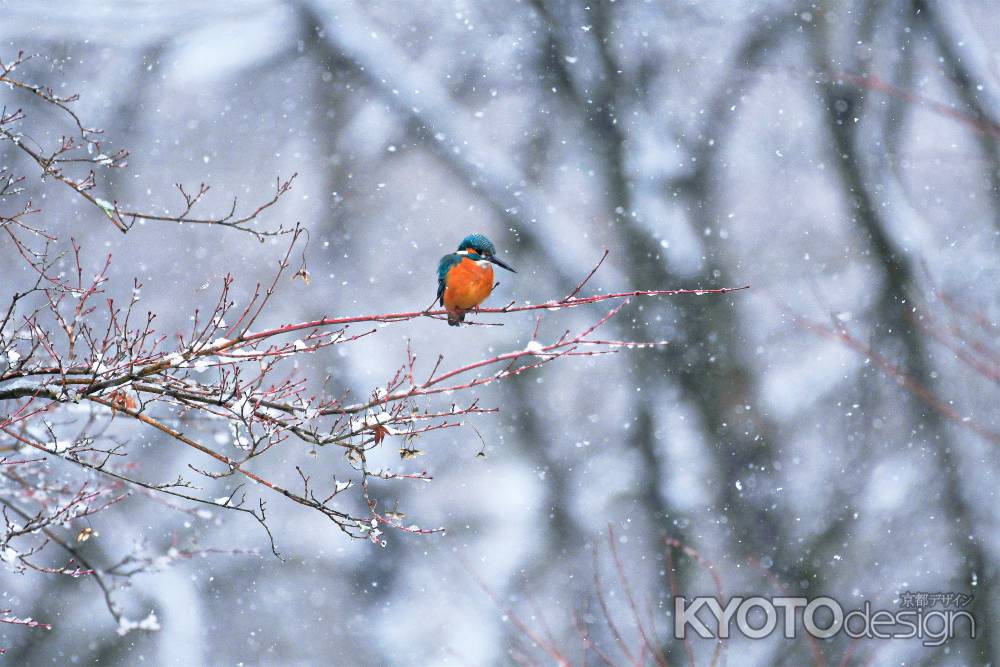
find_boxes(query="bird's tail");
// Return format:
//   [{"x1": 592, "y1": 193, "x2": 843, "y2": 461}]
[{"x1": 447, "y1": 310, "x2": 465, "y2": 326}]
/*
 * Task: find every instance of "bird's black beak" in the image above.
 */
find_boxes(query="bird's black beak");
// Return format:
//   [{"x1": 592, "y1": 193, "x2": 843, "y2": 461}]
[{"x1": 487, "y1": 255, "x2": 516, "y2": 273}]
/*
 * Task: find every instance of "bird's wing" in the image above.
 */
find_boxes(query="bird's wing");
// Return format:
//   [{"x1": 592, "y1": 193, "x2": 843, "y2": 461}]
[{"x1": 437, "y1": 253, "x2": 461, "y2": 307}]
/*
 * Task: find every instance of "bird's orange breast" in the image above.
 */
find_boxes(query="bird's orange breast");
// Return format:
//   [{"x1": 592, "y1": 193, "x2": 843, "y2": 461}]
[{"x1": 443, "y1": 257, "x2": 494, "y2": 310}]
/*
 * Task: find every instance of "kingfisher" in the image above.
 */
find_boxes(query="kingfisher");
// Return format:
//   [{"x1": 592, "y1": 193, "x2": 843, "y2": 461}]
[{"x1": 437, "y1": 233, "x2": 516, "y2": 326}]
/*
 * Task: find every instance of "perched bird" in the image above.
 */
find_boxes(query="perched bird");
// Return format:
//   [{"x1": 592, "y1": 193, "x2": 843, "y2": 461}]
[{"x1": 437, "y1": 233, "x2": 516, "y2": 326}]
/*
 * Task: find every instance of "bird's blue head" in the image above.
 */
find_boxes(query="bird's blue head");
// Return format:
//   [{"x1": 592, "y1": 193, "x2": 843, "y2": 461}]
[
  {"x1": 457, "y1": 233, "x2": 496, "y2": 256},
  {"x1": 456, "y1": 233, "x2": 515, "y2": 272}
]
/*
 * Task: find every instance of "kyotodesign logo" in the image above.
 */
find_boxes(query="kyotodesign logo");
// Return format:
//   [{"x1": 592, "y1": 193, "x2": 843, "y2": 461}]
[{"x1": 674, "y1": 592, "x2": 975, "y2": 647}]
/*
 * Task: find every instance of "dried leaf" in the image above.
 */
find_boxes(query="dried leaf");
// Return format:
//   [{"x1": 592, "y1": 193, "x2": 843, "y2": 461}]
[
  {"x1": 109, "y1": 390, "x2": 137, "y2": 415},
  {"x1": 76, "y1": 527, "x2": 98, "y2": 543},
  {"x1": 399, "y1": 448, "x2": 424, "y2": 460}
]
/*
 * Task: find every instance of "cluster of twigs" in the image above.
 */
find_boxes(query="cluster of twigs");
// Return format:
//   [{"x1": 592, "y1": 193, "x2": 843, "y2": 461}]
[
  {"x1": 469, "y1": 528, "x2": 727, "y2": 667},
  {"x1": 481, "y1": 527, "x2": 880, "y2": 667},
  {"x1": 0, "y1": 50, "x2": 295, "y2": 240},
  {"x1": 0, "y1": 47, "x2": 746, "y2": 644},
  {"x1": 797, "y1": 289, "x2": 1000, "y2": 447}
]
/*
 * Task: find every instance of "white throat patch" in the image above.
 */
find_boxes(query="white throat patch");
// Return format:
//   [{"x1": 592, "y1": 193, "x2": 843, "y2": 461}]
[{"x1": 459, "y1": 249, "x2": 491, "y2": 268}]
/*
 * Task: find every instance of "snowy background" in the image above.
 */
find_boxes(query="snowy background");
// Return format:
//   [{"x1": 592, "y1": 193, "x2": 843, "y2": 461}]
[{"x1": 2, "y1": 0, "x2": 1000, "y2": 664}]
